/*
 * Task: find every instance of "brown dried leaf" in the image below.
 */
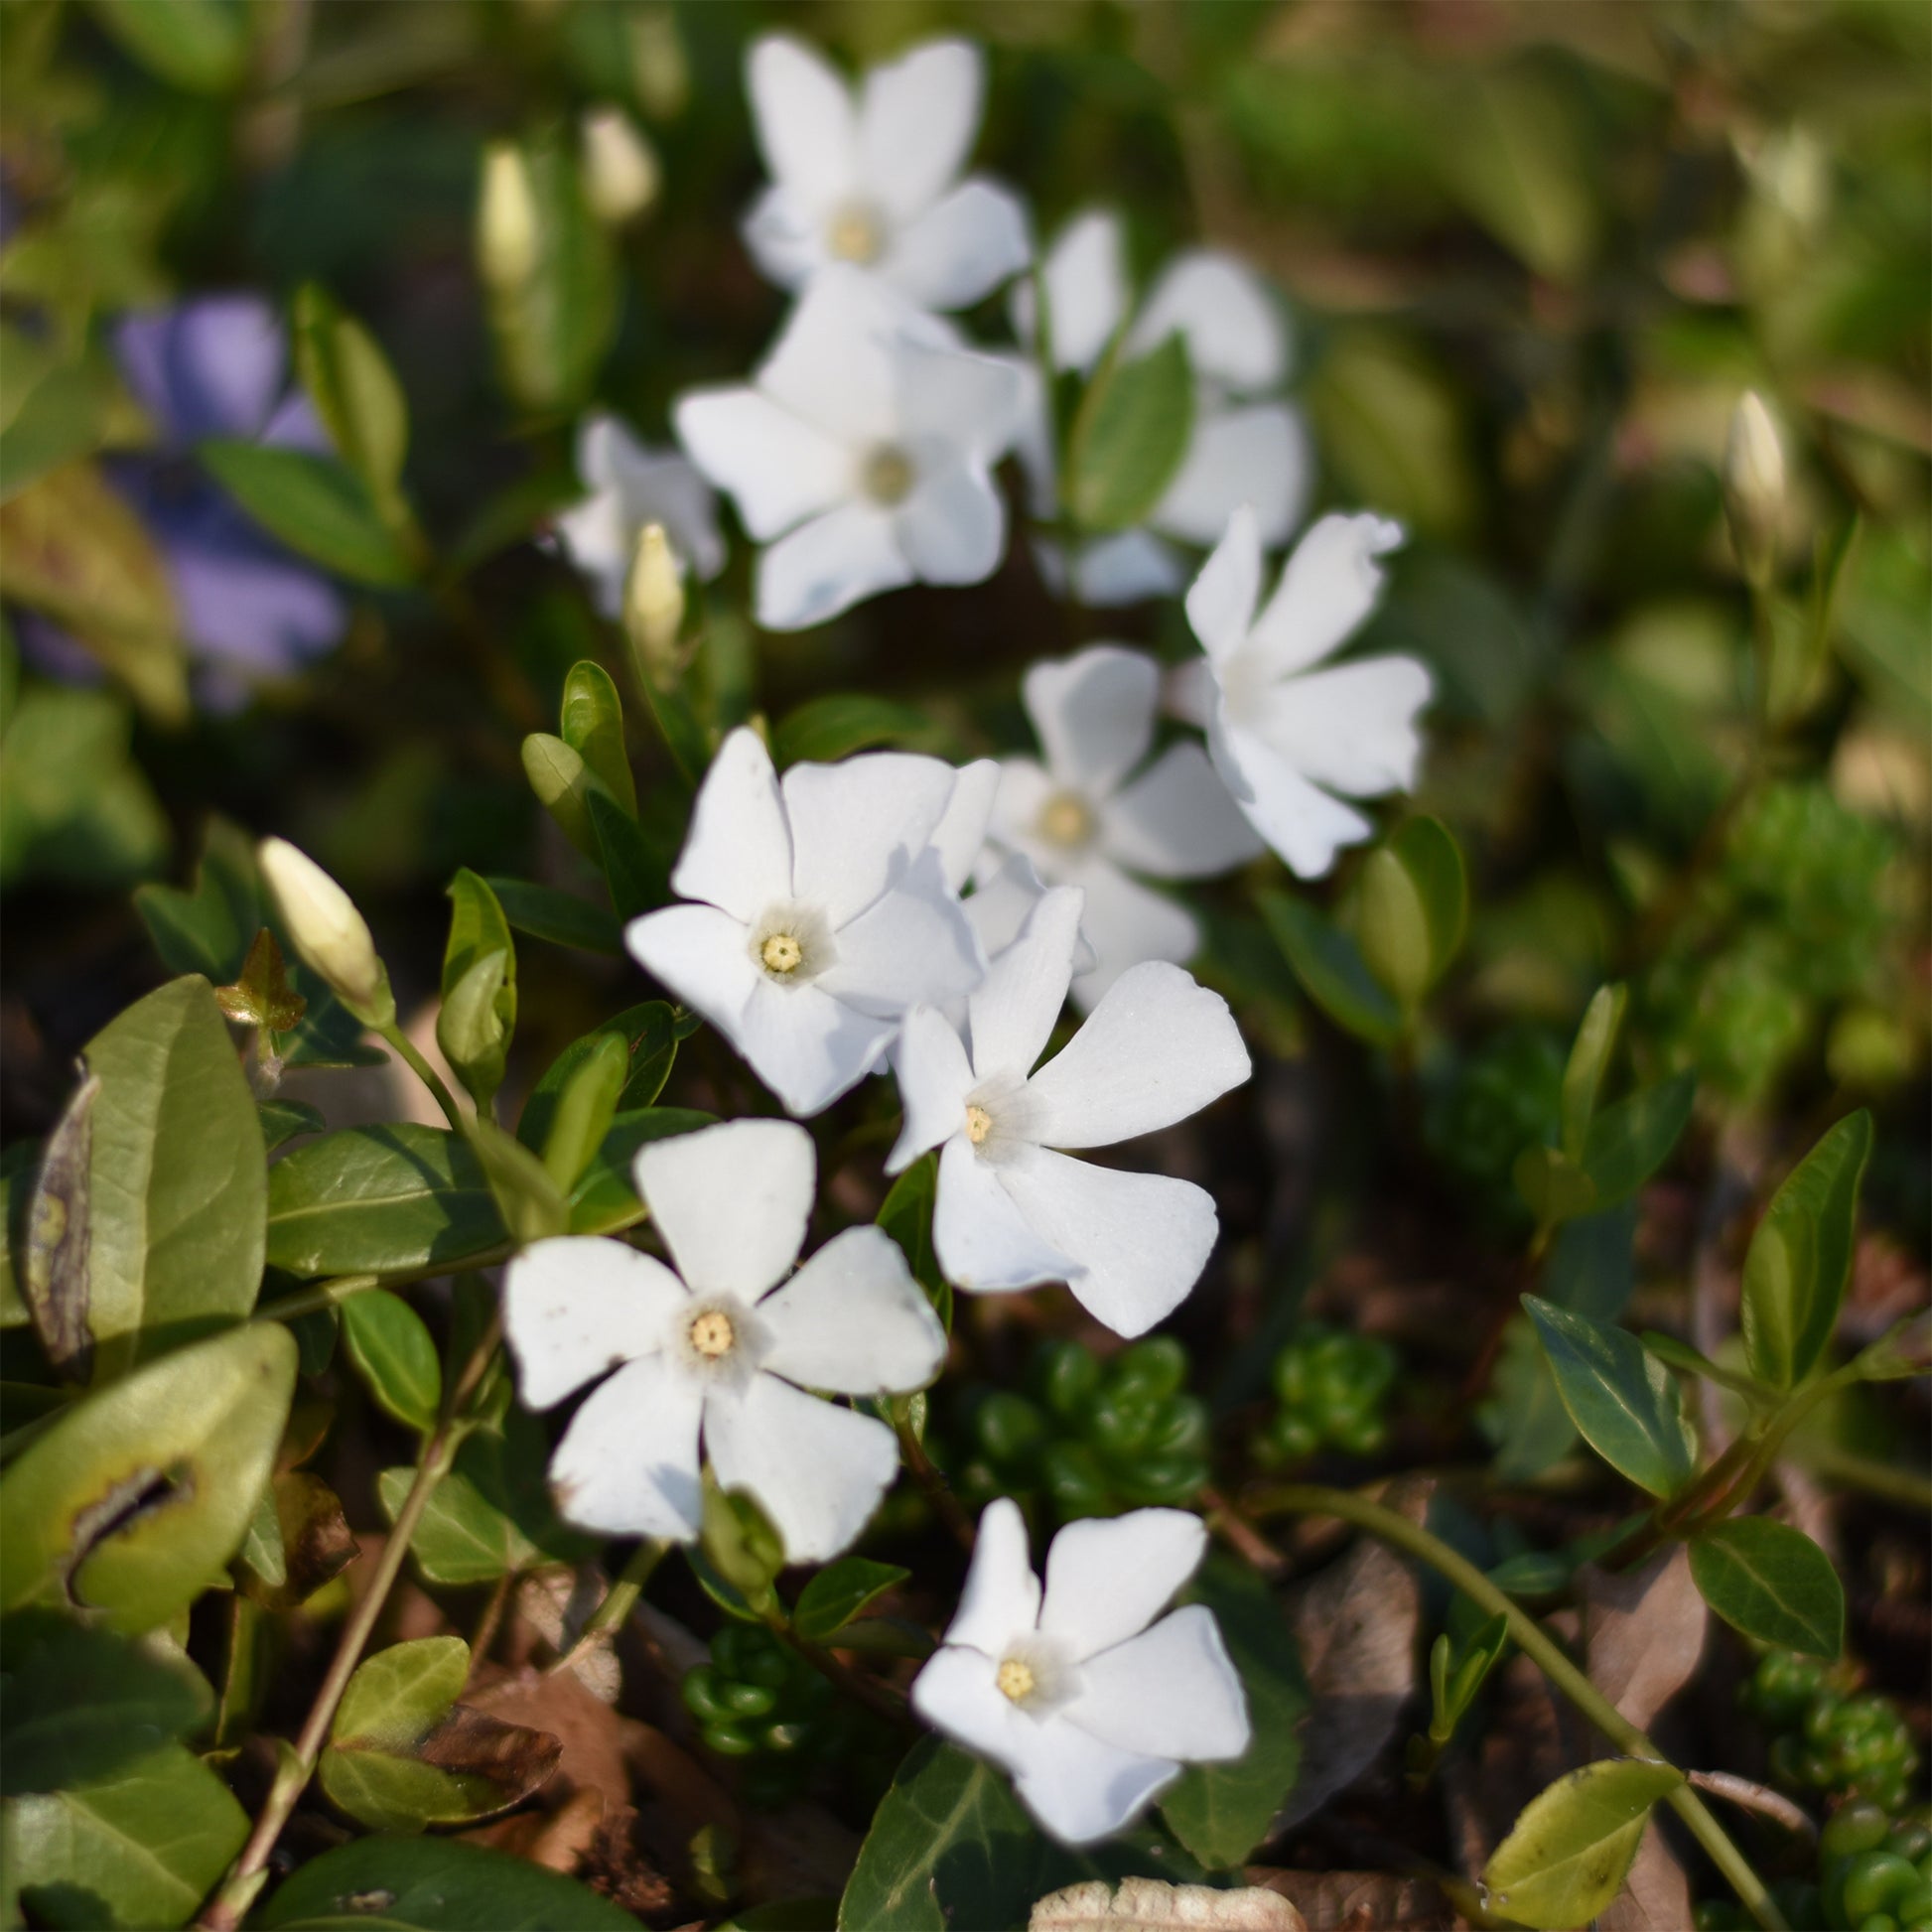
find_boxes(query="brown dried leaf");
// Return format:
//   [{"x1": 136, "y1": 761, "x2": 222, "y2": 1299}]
[
  {"x1": 1247, "y1": 1869, "x2": 1454, "y2": 1932},
  {"x1": 417, "y1": 1704, "x2": 562, "y2": 1811},
  {"x1": 23, "y1": 1069, "x2": 98, "y2": 1379},
  {"x1": 1030, "y1": 1878, "x2": 1305, "y2": 1932},
  {"x1": 237, "y1": 1471, "x2": 358, "y2": 1610},
  {"x1": 1579, "y1": 1548, "x2": 1708, "y2": 1734}
]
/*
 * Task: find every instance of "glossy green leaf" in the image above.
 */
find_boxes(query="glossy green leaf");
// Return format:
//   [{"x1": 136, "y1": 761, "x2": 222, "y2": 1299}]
[
  {"x1": 519, "y1": 733, "x2": 601, "y2": 857},
  {"x1": 1688, "y1": 1519, "x2": 1844, "y2": 1658},
  {"x1": 200, "y1": 441, "x2": 415, "y2": 587},
  {"x1": 483, "y1": 877, "x2": 622, "y2": 956},
  {"x1": 1355, "y1": 815, "x2": 1466, "y2": 1011},
  {"x1": 340, "y1": 1291, "x2": 441, "y2": 1434},
  {"x1": 265, "y1": 1125, "x2": 506, "y2": 1277},
  {"x1": 793, "y1": 1559, "x2": 910, "y2": 1644},
  {"x1": 259, "y1": 1099, "x2": 326, "y2": 1153},
  {"x1": 4, "y1": 1742, "x2": 247, "y2": 1930},
  {"x1": 464, "y1": 1118, "x2": 569, "y2": 1246},
  {"x1": 436, "y1": 951, "x2": 511, "y2": 1112},
  {"x1": 334, "y1": 1634, "x2": 466, "y2": 1745},
  {"x1": 442, "y1": 870, "x2": 515, "y2": 1009},
  {"x1": 1065, "y1": 335, "x2": 1195, "y2": 533},
  {"x1": 559, "y1": 660, "x2": 635, "y2": 816},
  {"x1": 1580, "y1": 1072, "x2": 1695, "y2": 1207},
  {"x1": 772, "y1": 694, "x2": 933, "y2": 766},
  {"x1": 876, "y1": 1154, "x2": 948, "y2": 1329},
  {"x1": 533, "y1": 1034, "x2": 627, "y2": 1192},
  {"x1": 517, "y1": 1002, "x2": 682, "y2": 1155},
  {"x1": 292, "y1": 284, "x2": 410, "y2": 502},
  {"x1": 1560, "y1": 985, "x2": 1626, "y2": 1164},
  {"x1": 567, "y1": 1107, "x2": 715, "y2": 1233},
  {"x1": 86, "y1": 0, "x2": 245, "y2": 92},
  {"x1": 1480, "y1": 1757, "x2": 1682, "y2": 1930},
  {"x1": 0, "y1": 1322, "x2": 296, "y2": 1632},
  {"x1": 587, "y1": 785, "x2": 664, "y2": 918},
  {"x1": 1258, "y1": 888, "x2": 1401, "y2": 1046},
  {"x1": 1523, "y1": 1297, "x2": 1697, "y2": 1500},
  {"x1": 1740, "y1": 1111, "x2": 1873, "y2": 1390}
]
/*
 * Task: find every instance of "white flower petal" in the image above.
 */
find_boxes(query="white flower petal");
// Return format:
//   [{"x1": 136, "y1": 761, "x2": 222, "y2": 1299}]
[
  {"x1": 858, "y1": 37, "x2": 982, "y2": 222},
  {"x1": 674, "y1": 388, "x2": 853, "y2": 542},
  {"x1": 706, "y1": 1372, "x2": 898, "y2": 1562},
  {"x1": 504, "y1": 1238, "x2": 686, "y2": 1410},
  {"x1": 1070, "y1": 530, "x2": 1185, "y2": 607},
  {"x1": 1183, "y1": 505, "x2": 1262, "y2": 665},
  {"x1": 1064, "y1": 1605, "x2": 1250, "y2": 1761},
  {"x1": 747, "y1": 34, "x2": 860, "y2": 214},
  {"x1": 1038, "y1": 1508, "x2": 1208, "y2": 1658},
  {"x1": 817, "y1": 849, "x2": 983, "y2": 1022},
  {"x1": 548, "y1": 1353, "x2": 704, "y2": 1540},
  {"x1": 759, "y1": 1224, "x2": 946, "y2": 1393},
  {"x1": 1152, "y1": 401, "x2": 1312, "y2": 550},
  {"x1": 1246, "y1": 510, "x2": 1404, "y2": 680},
  {"x1": 734, "y1": 976, "x2": 898, "y2": 1116},
  {"x1": 961, "y1": 851, "x2": 1052, "y2": 960},
  {"x1": 933, "y1": 1134, "x2": 1073, "y2": 1292},
  {"x1": 942, "y1": 1498, "x2": 1040, "y2": 1654},
  {"x1": 784, "y1": 751, "x2": 957, "y2": 926},
  {"x1": 1245, "y1": 655, "x2": 1433, "y2": 798},
  {"x1": 985, "y1": 758, "x2": 1054, "y2": 862},
  {"x1": 909, "y1": 1637, "x2": 1036, "y2": 1771},
  {"x1": 997, "y1": 1149, "x2": 1220, "y2": 1337},
  {"x1": 1102, "y1": 741, "x2": 1265, "y2": 879},
  {"x1": 894, "y1": 461, "x2": 1007, "y2": 587},
  {"x1": 966, "y1": 884, "x2": 1084, "y2": 1080},
  {"x1": 930, "y1": 759, "x2": 1000, "y2": 895},
  {"x1": 1129, "y1": 250, "x2": 1287, "y2": 393},
  {"x1": 757, "y1": 502, "x2": 911, "y2": 631},
  {"x1": 1023, "y1": 645, "x2": 1160, "y2": 799},
  {"x1": 1209, "y1": 714, "x2": 1372, "y2": 880},
  {"x1": 1017, "y1": 207, "x2": 1129, "y2": 375},
  {"x1": 1063, "y1": 860, "x2": 1198, "y2": 1013},
  {"x1": 1012, "y1": 1720, "x2": 1180, "y2": 1848},
  {"x1": 741, "y1": 183, "x2": 826, "y2": 291},
  {"x1": 1026, "y1": 961, "x2": 1249, "y2": 1149},
  {"x1": 888, "y1": 1004, "x2": 977, "y2": 1171},
  {"x1": 603, "y1": 430, "x2": 726, "y2": 579},
  {"x1": 884, "y1": 178, "x2": 1032, "y2": 312},
  {"x1": 636, "y1": 1118, "x2": 814, "y2": 1298},
  {"x1": 758, "y1": 267, "x2": 908, "y2": 447},
  {"x1": 897, "y1": 335, "x2": 1028, "y2": 460},
  {"x1": 670, "y1": 726, "x2": 793, "y2": 922},
  {"x1": 625, "y1": 901, "x2": 759, "y2": 1037}
]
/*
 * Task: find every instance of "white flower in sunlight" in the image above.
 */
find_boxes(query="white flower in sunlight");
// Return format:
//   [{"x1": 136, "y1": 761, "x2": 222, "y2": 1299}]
[
  {"x1": 1014, "y1": 207, "x2": 1312, "y2": 606},
  {"x1": 505, "y1": 1119, "x2": 945, "y2": 1561},
  {"x1": 742, "y1": 34, "x2": 1030, "y2": 311},
  {"x1": 984, "y1": 645, "x2": 1262, "y2": 1008},
  {"x1": 675, "y1": 268, "x2": 1027, "y2": 631},
  {"x1": 889, "y1": 888, "x2": 1250, "y2": 1337},
  {"x1": 556, "y1": 414, "x2": 724, "y2": 619},
  {"x1": 626, "y1": 728, "x2": 987, "y2": 1116},
  {"x1": 911, "y1": 1499, "x2": 1248, "y2": 1846},
  {"x1": 1177, "y1": 505, "x2": 1432, "y2": 880}
]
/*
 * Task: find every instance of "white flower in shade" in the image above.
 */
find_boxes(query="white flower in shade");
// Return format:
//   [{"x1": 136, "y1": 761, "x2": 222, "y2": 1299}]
[
  {"x1": 742, "y1": 34, "x2": 1030, "y2": 312},
  {"x1": 556, "y1": 414, "x2": 725, "y2": 619},
  {"x1": 1176, "y1": 504, "x2": 1432, "y2": 880},
  {"x1": 1013, "y1": 207, "x2": 1311, "y2": 607},
  {"x1": 626, "y1": 727, "x2": 989, "y2": 1117},
  {"x1": 910, "y1": 1498, "x2": 1248, "y2": 1846},
  {"x1": 889, "y1": 889, "x2": 1250, "y2": 1337},
  {"x1": 504, "y1": 1119, "x2": 946, "y2": 1561},
  {"x1": 676, "y1": 268, "x2": 1027, "y2": 631},
  {"x1": 984, "y1": 645, "x2": 1262, "y2": 1008}
]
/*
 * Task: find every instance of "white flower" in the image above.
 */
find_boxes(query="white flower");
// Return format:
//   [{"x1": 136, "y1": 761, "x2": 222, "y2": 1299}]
[
  {"x1": 984, "y1": 645, "x2": 1262, "y2": 1008},
  {"x1": 504, "y1": 1118, "x2": 946, "y2": 1561},
  {"x1": 889, "y1": 889, "x2": 1250, "y2": 1337},
  {"x1": 556, "y1": 414, "x2": 724, "y2": 619},
  {"x1": 911, "y1": 1499, "x2": 1248, "y2": 1846},
  {"x1": 1014, "y1": 208, "x2": 1312, "y2": 606},
  {"x1": 676, "y1": 268, "x2": 1027, "y2": 631},
  {"x1": 1178, "y1": 505, "x2": 1432, "y2": 880},
  {"x1": 626, "y1": 727, "x2": 989, "y2": 1117},
  {"x1": 742, "y1": 34, "x2": 1030, "y2": 312}
]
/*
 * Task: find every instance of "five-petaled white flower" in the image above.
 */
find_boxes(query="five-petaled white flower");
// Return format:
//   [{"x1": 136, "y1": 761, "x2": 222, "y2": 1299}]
[
  {"x1": 911, "y1": 1498, "x2": 1248, "y2": 1846},
  {"x1": 984, "y1": 645, "x2": 1262, "y2": 1008},
  {"x1": 889, "y1": 887, "x2": 1250, "y2": 1337},
  {"x1": 504, "y1": 1119, "x2": 946, "y2": 1562},
  {"x1": 742, "y1": 34, "x2": 1030, "y2": 312},
  {"x1": 626, "y1": 727, "x2": 989, "y2": 1117},
  {"x1": 1014, "y1": 207, "x2": 1311, "y2": 607},
  {"x1": 676, "y1": 268, "x2": 1027, "y2": 631},
  {"x1": 1175, "y1": 504, "x2": 1432, "y2": 880},
  {"x1": 555, "y1": 414, "x2": 725, "y2": 619}
]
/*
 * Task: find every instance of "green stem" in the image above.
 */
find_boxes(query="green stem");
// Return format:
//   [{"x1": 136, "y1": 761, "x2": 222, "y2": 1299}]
[
  {"x1": 1793, "y1": 1443, "x2": 1932, "y2": 1513},
  {"x1": 762, "y1": 1610, "x2": 914, "y2": 1732},
  {"x1": 892, "y1": 1402, "x2": 976, "y2": 1554},
  {"x1": 1248, "y1": 1483, "x2": 1787, "y2": 1932},
  {"x1": 378, "y1": 1022, "x2": 468, "y2": 1131},
  {"x1": 256, "y1": 1249, "x2": 514, "y2": 1323},
  {"x1": 546, "y1": 1538, "x2": 671, "y2": 1678}
]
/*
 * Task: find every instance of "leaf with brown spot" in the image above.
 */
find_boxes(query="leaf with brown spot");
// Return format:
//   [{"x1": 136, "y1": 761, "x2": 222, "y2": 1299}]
[
  {"x1": 236, "y1": 1470, "x2": 357, "y2": 1610},
  {"x1": 215, "y1": 927, "x2": 307, "y2": 1034},
  {"x1": 23, "y1": 1068, "x2": 98, "y2": 1379}
]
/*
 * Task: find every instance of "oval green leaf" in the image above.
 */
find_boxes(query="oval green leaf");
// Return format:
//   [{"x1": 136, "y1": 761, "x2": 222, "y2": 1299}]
[
  {"x1": 559, "y1": 660, "x2": 635, "y2": 816},
  {"x1": 794, "y1": 1559, "x2": 910, "y2": 1644},
  {"x1": 772, "y1": 694, "x2": 934, "y2": 767},
  {"x1": 483, "y1": 876, "x2": 622, "y2": 956},
  {"x1": 1065, "y1": 334, "x2": 1195, "y2": 534},
  {"x1": 1580, "y1": 1072, "x2": 1695, "y2": 1208},
  {"x1": 340, "y1": 1291, "x2": 441, "y2": 1434},
  {"x1": 200, "y1": 441, "x2": 415, "y2": 587},
  {"x1": 1258, "y1": 888, "x2": 1402, "y2": 1047},
  {"x1": 1688, "y1": 1518, "x2": 1844, "y2": 1659},
  {"x1": 1560, "y1": 984, "x2": 1626, "y2": 1163}
]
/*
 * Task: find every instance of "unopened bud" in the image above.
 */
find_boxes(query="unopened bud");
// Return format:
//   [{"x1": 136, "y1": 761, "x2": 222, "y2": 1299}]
[
  {"x1": 1724, "y1": 391, "x2": 1785, "y2": 586},
  {"x1": 624, "y1": 521, "x2": 686, "y2": 689},
  {"x1": 257, "y1": 838, "x2": 391, "y2": 1025},
  {"x1": 581, "y1": 106, "x2": 659, "y2": 226},
  {"x1": 478, "y1": 142, "x2": 540, "y2": 292},
  {"x1": 628, "y1": 7, "x2": 689, "y2": 122}
]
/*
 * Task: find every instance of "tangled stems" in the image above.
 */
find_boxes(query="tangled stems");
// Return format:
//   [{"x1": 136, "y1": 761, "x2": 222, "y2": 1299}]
[{"x1": 1248, "y1": 1482, "x2": 1789, "y2": 1932}]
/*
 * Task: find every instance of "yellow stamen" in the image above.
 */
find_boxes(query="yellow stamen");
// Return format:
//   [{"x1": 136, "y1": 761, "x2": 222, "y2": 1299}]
[
  {"x1": 965, "y1": 1104, "x2": 992, "y2": 1146},
  {"x1": 761, "y1": 932, "x2": 803, "y2": 974},
  {"x1": 689, "y1": 1311, "x2": 736, "y2": 1358},
  {"x1": 1037, "y1": 791, "x2": 1094, "y2": 848},
  {"x1": 862, "y1": 446, "x2": 914, "y2": 506},
  {"x1": 827, "y1": 205, "x2": 883, "y2": 264},
  {"x1": 997, "y1": 1658, "x2": 1036, "y2": 1704}
]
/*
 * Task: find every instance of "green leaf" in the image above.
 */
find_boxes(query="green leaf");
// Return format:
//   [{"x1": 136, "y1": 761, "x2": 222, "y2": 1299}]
[
  {"x1": 518, "y1": 733, "x2": 602, "y2": 858},
  {"x1": 637, "y1": 673, "x2": 711, "y2": 791},
  {"x1": 254, "y1": 1836, "x2": 638, "y2": 1929},
  {"x1": 772, "y1": 694, "x2": 934, "y2": 766},
  {"x1": 85, "y1": 0, "x2": 245, "y2": 92},
  {"x1": 4, "y1": 1742, "x2": 247, "y2": 1930},
  {"x1": 334, "y1": 1634, "x2": 467, "y2": 1745},
  {"x1": 21, "y1": 1070, "x2": 99, "y2": 1380},
  {"x1": 517, "y1": 1002, "x2": 683, "y2": 1155},
  {"x1": 437, "y1": 951, "x2": 510, "y2": 1112},
  {"x1": 260, "y1": 1103, "x2": 325, "y2": 1156},
  {"x1": 1065, "y1": 335, "x2": 1195, "y2": 533},
  {"x1": 559, "y1": 660, "x2": 635, "y2": 817},
  {"x1": 265, "y1": 1125, "x2": 506, "y2": 1277},
  {"x1": 292, "y1": 285, "x2": 410, "y2": 503},
  {"x1": 567, "y1": 1107, "x2": 715, "y2": 1234},
  {"x1": 1523, "y1": 1297, "x2": 1698, "y2": 1500},
  {"x1": 532, "y1": 1035, "x2": 627, "y2": 1193},
  {"x1": 1160, "y1": 1554, "x2": 1309, "y2": 1868},
  {"x1": 1580, "y1": 1072, "x2": 1695, "y2": 1207},
  {"x1": 82, "y1": 976, "x2": 268, "y2": 1372},
  {"x1": 0, "y1": 361, "x2": 112, "y2": 503},
  {"x1": 1480, "y1": 1757, "x2": 1682, "y2": 1931},
  {"x1": 132, "y1": 820, "x2": 260, "y2": 982},
  {"x1": 1688, "y1": 1519, "x2": 1844, "y2": 1658},
  {"x1": 464, "y1": 1118, "x2": 569, "y2": 1246},
  {"x1": 0, "y1": 1611, "x2": 212, "y2": 1797},
  {"x1": 587, "y1": 785, "x2": 665, "y2": 919},
  {"x1": 442, "y1": 870, "x2": 515, "y2": 1007},
  {"x1": 876, "y1": 1154, "x2": 948, "y2": 1329},
  {"x1": 340, "y1": 1291, "x2": 441, "y2": 1434},
  {"x1": 1560, "y1": 985, "x2": 1626, "y2": 1164},
  {"x1": 1354, "y1": 815, "x2": 1467, "y2": 1012},
  {"x1": 1513, "y1": 1145, "x2": 1597, "y2": 1232},
  {"x1": 483, "y1": 877, "x2": 622, "y2": 956},
  {"x1": 199, "y1": 441, "x2": 415, "y2": 587},
  {"x1": 1740, "y1": 1111, "x2": 1873, "y2": 1390},
  {"x1": 0, "y1": 1322, "x2": 296, "y2": 1632},
  {"x1": 1257, "y1": 888, "x2": 1401, "y2": 1046},
  {"x1": 793, "y1": 1559, "x2": 910, "y2": 1643}
]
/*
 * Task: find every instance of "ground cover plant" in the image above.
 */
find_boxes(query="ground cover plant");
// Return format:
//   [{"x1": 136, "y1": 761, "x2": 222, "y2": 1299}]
[{"x1": 0, "y1": 3, "x2": 1927, "y2": 1929}]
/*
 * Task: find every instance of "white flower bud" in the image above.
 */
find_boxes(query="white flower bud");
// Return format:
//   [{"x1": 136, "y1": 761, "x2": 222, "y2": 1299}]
[
  {"x1": 581, "y1": 106, "x2": 659, "y2": 226},
  {"x1": 1724, "y1": 391, "x2": 1785, "y2": 585},
  {"x1": 257, "y1": 838, "x2": 391, "y2": 1024},
  {"x1": 477, "y1": 142, "x2": 540, "y2": 292},
  {"x1": 624, "y1": 521, "x2": 686, "y2": 689}
]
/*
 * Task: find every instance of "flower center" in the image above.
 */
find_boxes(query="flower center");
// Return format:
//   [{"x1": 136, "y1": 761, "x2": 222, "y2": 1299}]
[
  {"x1": 688, "y1": 1310, "x2": 736, "y2": 1359},
  {"x1": 862, "y1": 445, "x2": 915, "y2": 506},
  {"x1": 760, "y1": 932, "x2": 803, "y2": 975},
  {"x1": 965, "y1": 1104, "x2": 993, "y2": 1146},
  {"x1": 997, "y1": 1657, "x2": 1036, "y2": 1704},
  {"x1": 827, "y1": 202, "x2": 884, "y2": 264},
  {"x1": 1036, "y1": 790, "x2": 1095, "y2": 849}
]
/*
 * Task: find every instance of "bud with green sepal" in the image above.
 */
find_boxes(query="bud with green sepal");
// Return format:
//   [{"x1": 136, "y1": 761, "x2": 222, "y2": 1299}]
[{"x1": 257, "y1": 838, "x2": 393, "y2": 1029}]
